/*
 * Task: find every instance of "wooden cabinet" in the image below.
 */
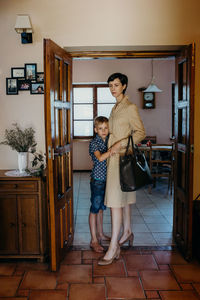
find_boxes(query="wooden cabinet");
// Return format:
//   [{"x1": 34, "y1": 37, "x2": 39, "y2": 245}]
[{"x1": 0, "y1": 170, "x2": 47, "y2": 261}]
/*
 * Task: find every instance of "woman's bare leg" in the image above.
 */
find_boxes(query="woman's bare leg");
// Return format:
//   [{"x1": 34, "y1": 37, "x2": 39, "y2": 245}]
[
  {"x1": 102, "y1": 207, "x2": 122, "y2": 260},
  {"x1": 119, "y1": 204, "x2": 132, "y2": 244},
  {"x1": 89, "y1": 212, "x2": 104, "y2": 252}
]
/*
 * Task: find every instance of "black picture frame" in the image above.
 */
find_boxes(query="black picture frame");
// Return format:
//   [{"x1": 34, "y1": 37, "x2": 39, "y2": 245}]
[
  {"x1": 36, "y1": 72, "x2": 44, "y2": 83},
  {"x1": 25, "y1": 63, "x2": 37, "y2": 81},
  {"x1": 6, "y1": 78, "x2": 18, "y2": 95},
  {"x1": 30, "y1": 82, "x2": 44, "y2": 94},
  {"x1": 18, "y1": 79, "x2": 31, "y2": 91},
  {"x1": 11, "y1": 67, "x2": 25, "y2": 79}
]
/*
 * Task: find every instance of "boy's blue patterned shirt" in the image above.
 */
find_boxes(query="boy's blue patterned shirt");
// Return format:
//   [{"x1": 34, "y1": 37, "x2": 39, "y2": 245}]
[{"x1": 89, "y1": 134, "x2": 108, "y2": 181}]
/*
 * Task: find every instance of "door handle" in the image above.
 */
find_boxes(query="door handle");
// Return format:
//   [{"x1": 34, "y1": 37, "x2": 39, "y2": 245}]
[
  {"x1": 48, "y1": 146, "x2": 63, "y2": 160},
  {"x1": 52, "y1": 148, "x2": 63, "y2": 160}
]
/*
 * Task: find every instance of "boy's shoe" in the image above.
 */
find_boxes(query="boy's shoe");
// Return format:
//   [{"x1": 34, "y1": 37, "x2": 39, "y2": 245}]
[
  {"x1": 90, "y1": 242, "x2": 104, "y2": 253},
  {"x1": 98, "y1": 235, "x2": 111, "y2": 244}
]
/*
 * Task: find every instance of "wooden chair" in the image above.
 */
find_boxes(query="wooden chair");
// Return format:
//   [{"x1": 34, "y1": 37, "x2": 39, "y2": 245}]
[{"x1": 148, "y1": 143, "x2": 174, "y2": 195}]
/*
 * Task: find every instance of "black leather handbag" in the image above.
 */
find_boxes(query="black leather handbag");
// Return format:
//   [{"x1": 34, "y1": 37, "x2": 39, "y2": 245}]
[{"x1": 120, "y1": 135, "x2": 153, "y2": 192}]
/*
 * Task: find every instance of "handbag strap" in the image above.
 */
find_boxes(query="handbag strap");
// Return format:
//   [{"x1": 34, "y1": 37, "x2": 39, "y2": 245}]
[{"x1": 125, "y1": 134, "x2": 136, "y2": 156}]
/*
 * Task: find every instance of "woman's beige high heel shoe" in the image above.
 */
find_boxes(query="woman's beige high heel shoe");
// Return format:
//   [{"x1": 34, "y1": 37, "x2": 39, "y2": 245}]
[
  {"x1": 119, "y1": 233, "x2": 134, "y2": 247},
  {"x1": 98, "y1": 245, "x2": 120, "y2": 266}
]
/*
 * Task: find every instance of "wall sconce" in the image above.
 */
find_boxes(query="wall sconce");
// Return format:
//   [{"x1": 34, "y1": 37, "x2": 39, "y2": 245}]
[{"x1": 15, "y1": 15, "x2": 33, "y2": 44}]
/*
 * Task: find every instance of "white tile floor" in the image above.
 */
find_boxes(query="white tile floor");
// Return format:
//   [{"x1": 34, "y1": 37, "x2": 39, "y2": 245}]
[{"x1": 73, "y1": 172, "x2": 175, "y2": 247}]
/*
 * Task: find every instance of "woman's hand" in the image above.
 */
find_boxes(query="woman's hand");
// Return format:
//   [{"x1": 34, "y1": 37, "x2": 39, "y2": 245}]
[{"x1": 110, "y1": 141, "x2": 121, "y2": 155}]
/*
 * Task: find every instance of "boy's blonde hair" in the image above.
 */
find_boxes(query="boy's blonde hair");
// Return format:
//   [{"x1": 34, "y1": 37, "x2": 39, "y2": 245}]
[{"x1": 94, "y1": 116, "x2": 109, "y2": 128}]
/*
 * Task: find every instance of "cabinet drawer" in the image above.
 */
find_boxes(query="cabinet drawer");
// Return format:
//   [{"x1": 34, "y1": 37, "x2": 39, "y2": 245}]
[{"x1": 0, "y1": 181, "x2": 38, "y2": 192}]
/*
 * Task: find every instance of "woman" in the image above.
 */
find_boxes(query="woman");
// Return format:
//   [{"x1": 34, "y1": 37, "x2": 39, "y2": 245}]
[{"x1": 98, "y1": 73, "x2": 146, "y2": 265}]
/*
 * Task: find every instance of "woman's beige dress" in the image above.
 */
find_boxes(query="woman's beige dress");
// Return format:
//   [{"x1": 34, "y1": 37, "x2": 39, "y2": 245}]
[{"x1": 105, "y1": 95, "x2": 146, "y2": 208}]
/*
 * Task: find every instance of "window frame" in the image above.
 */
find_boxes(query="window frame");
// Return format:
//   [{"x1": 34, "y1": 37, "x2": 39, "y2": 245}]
[{"x1": 73, "y1": 83, "x2": 114, "y2": 139}]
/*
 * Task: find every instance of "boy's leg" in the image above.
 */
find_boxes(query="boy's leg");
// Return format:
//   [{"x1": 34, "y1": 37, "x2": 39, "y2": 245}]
[
  {"x1": 89, "y1": 212, "x2": 98, "y2": 243},
  {"x1": 89, "y1": 179, "x2": 104, "y2": 252},
  {"x1": 97, "y1": 210, "x2": 110, "y2": 242}
]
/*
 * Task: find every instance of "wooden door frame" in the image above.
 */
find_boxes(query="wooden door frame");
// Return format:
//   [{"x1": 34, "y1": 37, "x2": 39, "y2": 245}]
[
  {"x1": 68, "y1": 50, "x2": 179, "y2": 59},
  {"x1": 69, "y1": 46, "x2": 195, "y2": 251}
]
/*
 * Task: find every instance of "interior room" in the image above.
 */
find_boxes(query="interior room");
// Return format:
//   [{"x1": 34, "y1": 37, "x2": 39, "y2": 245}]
[{"x1": 72, "y1": 57, "x2": 175, "y2": 247}]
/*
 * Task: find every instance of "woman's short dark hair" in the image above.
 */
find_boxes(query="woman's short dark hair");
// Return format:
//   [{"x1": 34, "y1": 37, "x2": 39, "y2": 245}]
[{"x1": 107, "y1": 73, "x2": 128, "y2": 94}]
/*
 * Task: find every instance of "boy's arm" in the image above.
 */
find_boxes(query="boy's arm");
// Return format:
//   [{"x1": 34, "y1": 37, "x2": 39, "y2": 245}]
[{"x1": 94, "y1": 149, "x2": 111, "y2": 162}]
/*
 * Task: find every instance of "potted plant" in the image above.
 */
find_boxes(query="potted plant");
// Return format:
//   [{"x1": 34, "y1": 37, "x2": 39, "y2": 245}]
[{"x1": 0, "y1": 123, "x2": 45, "y2": 175}]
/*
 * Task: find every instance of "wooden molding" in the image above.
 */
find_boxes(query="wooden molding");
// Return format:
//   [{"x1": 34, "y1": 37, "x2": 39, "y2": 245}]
[{"x1": 69, "y1": 50, "x2": 179, "y2": 59}]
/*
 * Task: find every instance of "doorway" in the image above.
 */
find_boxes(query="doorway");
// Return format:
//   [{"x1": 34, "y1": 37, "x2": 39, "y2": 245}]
[
  {"x1": 44, "y1": 41, "x2": 195, "y2": 269},
  {"x1": 72, "y1": 56, "x2": 175, "y2": 247}
]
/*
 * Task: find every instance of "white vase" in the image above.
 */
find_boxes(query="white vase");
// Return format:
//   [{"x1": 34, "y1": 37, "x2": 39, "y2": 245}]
[{"x1": 18, "y1": 152, "x2": 28, "y2": 173}]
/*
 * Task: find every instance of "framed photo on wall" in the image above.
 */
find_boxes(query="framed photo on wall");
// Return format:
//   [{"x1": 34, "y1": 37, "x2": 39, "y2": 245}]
[
  {"x1": 30, "y1": 83, "x2": 44, "y2": 94},
  {"x1": 18, "y1": 79, "x2": 31, "y2": 91},
  {"x1": 6, "y1": 78, "x2": 18, "y2": 95},
  {"x1": 11, "y1": 67, "x2": 25, "y2": 79},
  {"x1": 25, "y1": 63, "x2": 37, "y2": 81},
  {"x1": 36, "y1": 72, "x2": 44, "y2": 83}
]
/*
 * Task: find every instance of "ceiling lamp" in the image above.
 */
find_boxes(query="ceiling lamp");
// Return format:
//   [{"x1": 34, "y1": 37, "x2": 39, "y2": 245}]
[
  {"x1": 15, "y1": 15, "x2": 33, "y2": 44},
  {"x1": 143, "y1": 59, "x2": 162, "y2": 93}
]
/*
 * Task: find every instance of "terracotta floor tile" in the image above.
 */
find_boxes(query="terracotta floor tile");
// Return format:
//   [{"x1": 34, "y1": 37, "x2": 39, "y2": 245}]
[
  {"x1": 0, "y1": 298, "x2": 27, "y2": 300},
  {"x1": 159, "y1": 264, "x2": 170, "y2": 270},
  {"x1": 17, "y1": 289, "x2": 30, "y2": 297},
  {"x1": 106, "y1": 276, "x2": 145, "y2": 299},
  {"x1": 14, "y1": 270, "x2": 25, "y2": 276},
  {"x1": 193, "y1": 283, "x2": 200, "y2": 295},
  {"x1": 93, "y1": 277, "x2": 105, "y2": 283},
  {"x1": 126, "y1": 270, "x2": 139, "y2": 277},
  {"x1": 159, "y1": 290, "x2": 200, "y2": 299},
  {"x1": 141, "y1": 250, "x2": 153, "y2": 255},
  {"x1": 20, "y1": 270, "x2": 57, "y2": 289},
  {"x1": 145, "y1": 290, "x2": 159, "y2": 298},
  {"x1": 171, "y1": 264, "x2": 200, "y2": 283},
  {"x1": 140, "y1": 270, "x2": 180, "y2": 290},
  {"x1": 62, "y1": 250, "x2": 81, "y2": 264},
  {"x1": 58, "y1": 265, "x2": 92, "y2": 283},
  {"x1": 0, "y1": 263, "x2": 16, "y2": 275},
  {"x1": 56, "y1": 282, "x2": 69, "y2": 290},
  {"x1": 83, "y1": 259, "x2": 92, "y2": 264},
  {"x1": 124, "y1": 254, "x2": 158, "y2": 271},
  {"x1": 180, "y1": 283, "x2": 194, "y2": 290},
  {"x1": 153, "y1": 251, "x2": 188, "y2": 265},
  {"x1": 69, "y1": 283, "x2": 105, "y2": 300},
  {"x1": 29, "y1": 290, "x2": 67, "y2": 300},
  {"x1": 83, "y1": 250, "x2": 104, "y2": 260},
  {"x1": 16, "y1": 262, "x2": 48, "y2": 272},
  {"x1": 121, "y1": 249, "x2": 141, "y2": 255},
  {"x1": 93, "y1": 259, "x2": 126, "y2": 277},
  {"x1": 0, "y1": 276, "x2": 22, "y2": 297}
]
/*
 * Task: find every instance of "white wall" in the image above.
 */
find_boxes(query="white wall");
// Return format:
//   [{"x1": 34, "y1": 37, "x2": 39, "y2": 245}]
[{"x1": 0, "y1": 0, "x2": 200, "y2": 195}]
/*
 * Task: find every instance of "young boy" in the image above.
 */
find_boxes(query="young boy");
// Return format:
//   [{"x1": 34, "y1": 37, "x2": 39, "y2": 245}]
[{"x1": 89, "y1": 116, "x2": 111, "y2": 253}]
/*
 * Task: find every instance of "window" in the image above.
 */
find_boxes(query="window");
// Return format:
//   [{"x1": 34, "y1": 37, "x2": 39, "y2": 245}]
[{"x1": 73, "y1": 84, "x2": 115, "y2": 138}]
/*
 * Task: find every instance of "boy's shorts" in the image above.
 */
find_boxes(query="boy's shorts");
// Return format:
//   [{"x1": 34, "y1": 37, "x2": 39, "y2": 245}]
[{"x1": 90, "y1": 178, "x2": 106, "y2": 214}]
